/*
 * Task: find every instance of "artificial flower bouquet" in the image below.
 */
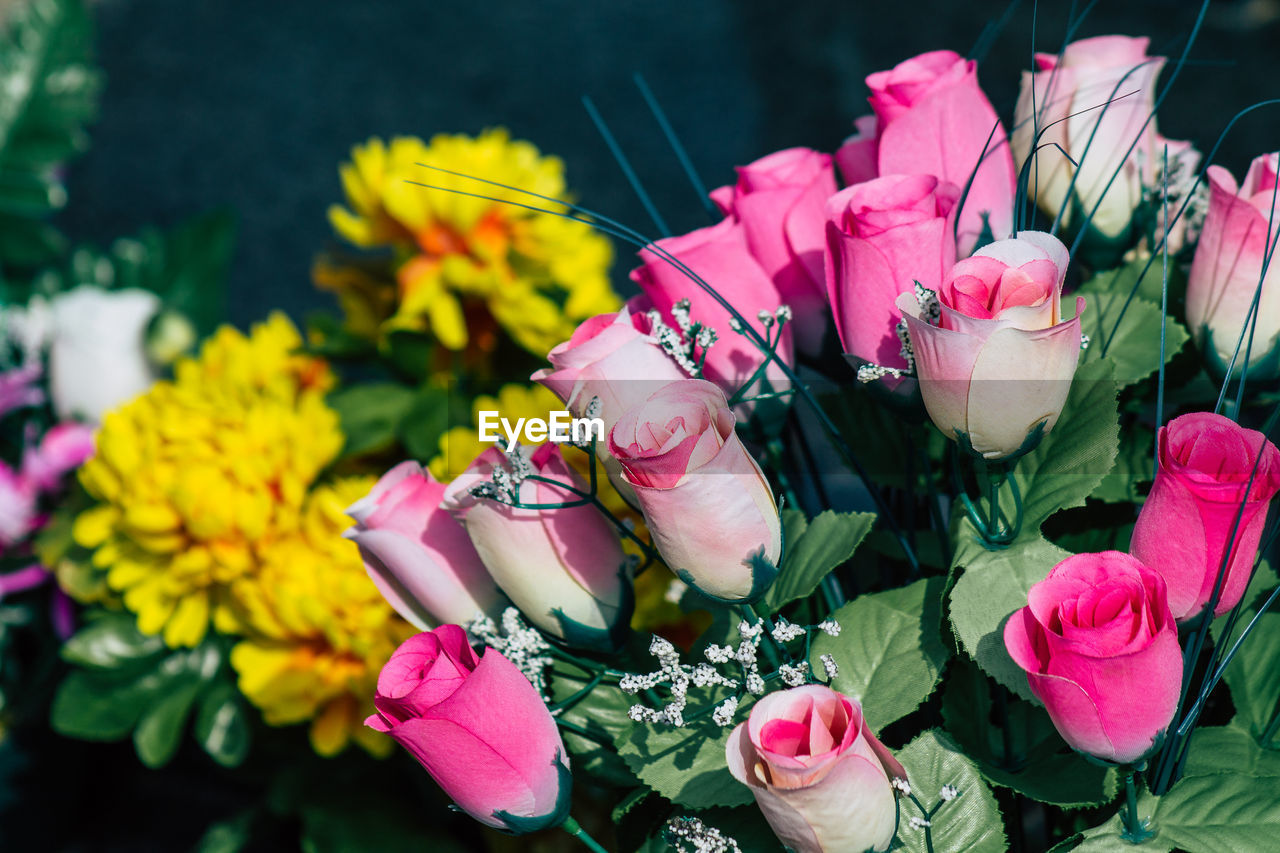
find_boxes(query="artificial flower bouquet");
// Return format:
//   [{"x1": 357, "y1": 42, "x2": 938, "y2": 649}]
[{"x1": 2, "y1": 1, "x2": 1280, "y2": 850}]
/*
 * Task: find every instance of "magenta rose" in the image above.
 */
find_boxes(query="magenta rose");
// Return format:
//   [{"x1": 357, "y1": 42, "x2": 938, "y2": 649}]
[
  {"x1": 0, "y1": 461, "x2": 39, "y2": 550},
  {"x1": 1004, "y1": 551, "x2": 1182, "y2": 765},
  {"x1": 1130, "y1": 412, "x2": 1280, "y2": 621},
  {"x1": 366, "y1": 625, "x2": 570, "y2": 832},
  {"x1": 709, "y1": 147, "x2": 838, "y2": 351},
  {"x1": 898, "y1": 230, "x2": 1083, "y2": 459},
  {"x1": 344, "y1": 461, "x2": 504, "y2": 629},
  {"x1": 609, "y1": 379, "x2": 780, "y2": 602},
  {"x1": 837, "y1": 50, "x2": 1016, "y2": 254},
  {"x1": 1185, "y1": 154, "x2": 1280, "y2": 380},
  {"x1": 443, "y1": 444, "x2": 631, "y2": 651},
  {"x1": 20, "y1": 422, "x2": 95, "y2": 494},
  {"x1": 824, "y1": 174, "x2": 958, "y2": 372},
  {"x1": 726, "y1": 685, "x2": 906, "y2": 853},
  {"x1": 630, "y1": 217, "x2": 793, "y2": 409}
]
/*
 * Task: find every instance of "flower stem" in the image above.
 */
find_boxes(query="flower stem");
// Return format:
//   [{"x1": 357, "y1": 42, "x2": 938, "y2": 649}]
[
  {"x1": 561, "y1": 816, "x2": 609, "y2": 853},
  {"x1": 1119, "y1": 771, "x2": 1154, "y2": 844}
]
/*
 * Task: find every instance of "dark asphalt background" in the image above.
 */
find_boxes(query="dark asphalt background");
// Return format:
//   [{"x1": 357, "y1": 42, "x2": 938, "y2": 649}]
[{"x1": 59, "y1": 0, "x2": 1280, "y2": 328}]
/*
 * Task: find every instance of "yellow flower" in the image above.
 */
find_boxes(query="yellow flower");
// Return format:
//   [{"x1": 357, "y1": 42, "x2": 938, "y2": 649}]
[
  {"x1": 70, "y1": 314, "x2": 344, "y2": 648},
  {"x1": 325, "y1": 129, "x2": 619, "y2": 356},
  {"x1": 228, "y1": 477, "x2": 415, "y2": 758}
]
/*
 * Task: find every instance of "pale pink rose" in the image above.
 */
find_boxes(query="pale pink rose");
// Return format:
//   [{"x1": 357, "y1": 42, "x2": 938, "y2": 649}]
[
  {"x1": 1004, "y1": 551, "x2": 1182, "y2": 764},
  {"x1": 1185, "y1": 154, "x2": 1280, "y2": 379},
  {"x1": 609, "y1": 379, "x2": 780, "y2": 601},
  {"x1": 442, "y1": 444, "x2": 630, "y2": 651},
  {"x1": 898, "y1": 231, "x2": 1083, "y2": 459},
  {"x1": 726, "y1": 685, "x2": 906, "y2": 853},
  {"x1": 1013, "y1": 36, "x2": 1166, "y2": 240},
  {"x1": 825, "y1": 174, "x2": 958, "y2": 371},
  {"x1": 838, "y1": 50, "x2": 1016, "y2": 254},
  {"x1": 710, "y1": 147, "x2": 838, "y2": 351},
  {"x1": 22, "y1": 422, "x2": 96, "y2": 493},
  {"x1": 366, "y1": 626, "x2": 570, "y2": 832},
  {"x1": 0, "y1": 462, "x2": 39, "y2": 551},
  {"x1": 630, "y1": 218, "x2": 793, "y2": 409},
  {"x1": 344, "y1": 461, "x2": 504, "y2": 629},
  {"x1": 1130, "y1": 412, "x2": 1280, "y2": 621}
]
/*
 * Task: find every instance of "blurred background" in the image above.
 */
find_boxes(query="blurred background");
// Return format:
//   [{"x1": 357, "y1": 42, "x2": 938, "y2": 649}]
[{"x1": 59, "y1": 0, "x2": 1280, "y2": 325}]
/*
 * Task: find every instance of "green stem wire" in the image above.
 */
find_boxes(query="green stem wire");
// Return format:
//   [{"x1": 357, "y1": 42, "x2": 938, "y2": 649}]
[
  {"x1": 1261, "y1": 697, "x2": 1280, "y2": 747},
  {"x1": 905, "y1": 792, "x2": 936, "y2": 853},
  {"x1": 561, "y1": 816, "x2": 609, "y2": 853},
  {"x1": 554, "y1": 718, "x2": 612, "y2": 748},
  {"x1": 549, "y1": 672, "x2": 604, "y2": 714},
  {"x1": 1119, "y1": 771, "x2": 1154, "y2": 843}
]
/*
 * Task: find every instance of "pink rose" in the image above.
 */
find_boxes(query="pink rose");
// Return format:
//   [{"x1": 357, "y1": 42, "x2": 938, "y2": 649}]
[
  {"x1": 1013, "y1": 36, "x2": 1172, "y2": 242},
  {"x1": 709, "y1": 147, "x2": 838, "y2": 352},
  {"x1": 609, "y1": 379, "x2": 780, "y2": 602},
  {"x1": 21, "y1": 422, "x2": 96, "y2": 493},
  {"x1": 344, "y1": 461, "x2": 504, "y2": 629},
  {"x1": 0, "y1": 365, "x2": 44, "y2": 419},
  {"x1": 838, "y1": 50, "x2": 1016, "y2": 254},
  {"x1": 442, "y1": 444, "x2": 631, "y2": 651},
  {"x1": 1130, "y1": 412, "x2": 1280, "y2": 621},
  {"x1": 1185, "y1": 154, "x2": 1280, "y2": 380},
  {"x1": 1004, "y1": 551, "x2": 1182, "y2": 765},
  {"x1": 897, "y1": 231, "x2": 1083, "y2": 459},
  {"x1": 726, "y1": 685, "x2": 906, "y2": 853},
  {"x1": 824, "y1": 174, "x2": 958, "y2": 371},
  {"x1": 366, "y1": 625, "x2": 570, "y2": 832},
  {"x1": 630, "y1": 218, "x2": 793, "y2": 409},
  {"x1": 0, "y1": 462, "x2": 39, "y2": 551}
]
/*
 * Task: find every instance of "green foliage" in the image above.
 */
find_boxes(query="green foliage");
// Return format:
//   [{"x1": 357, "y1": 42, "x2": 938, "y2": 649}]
[
  {"x1": 894, "y1": 730, "x2": 1007, "y2": 853},
  {"x1": 328, "y1": 382, "x2": 417, "y2": 458},
  {"x1": 1090, "y1": 419, "x2": 1154, "y2": 504},
  {"x1": 549, "y1": 661, "x2": 638, "y2": 788},
  {"x1": 0, "y1": 0, "x2": 101, "y2": 274},
  {"x1": 810, "y1": 576, "x2": 949, "y2": 731},
  {"x1": 1072, "y1": 278, "x2": 1189, "y2": 388},
  {"x1": 1073, "y1": 727, "x2": 1280, "y2": 852},
  {"x1": 1211, "y1": 564, "x2": 1280, "y2": 741},
  {"x1": 618, "y1": 693, "x2": 754, "y2": 810},
  {"x1": 763, "y1": 509, "x2": 875, "y2": 613},
  {"x1": 50, "y1": 612, "x2": 247, "y2": 769},
  {"x1": 942, "y1": 657, "x2": 1118, "y2": 808}
]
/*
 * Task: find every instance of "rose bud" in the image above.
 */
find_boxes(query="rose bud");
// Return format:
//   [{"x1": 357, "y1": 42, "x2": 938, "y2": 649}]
[
  {"x1": 1185, "y1": 153, "x2": 1280, "y2": 381},
  {"x1": 366, "y1": 626, "x2": 571, "y2": 832},
  {"x1": 1130, "y1": 412, "x2": 1280, "y2": 621},
  {"x1": 532, "y1": 301, "x2": 690, "y2": 501},
  {"x1": 1013, "y1": 36, "x2": 1191, "y2": 250},
  {"x1": 1004, "y1": 551, "x2": 1182, "y2": 765},
  {"x1": 709, "y1": 147, "x2": 838, "y2": 353},
  {"x1": 824, "y1": 174, "x2": 958, "y2": 375},
  {"x1": 609, "y1": 379, "x2": 781, "y2": 602},
  {"x1": 837, "y1": 50, "x2": 1016, "y2": 254},
  {"x1": 897, "y1": 230, "x2": 1083, "y2": 460},
  {"x1": 344, "y1": 461, "x2": 505, "y2": 629},
  {"x1": 442, "y1": 444, "x2": 632, "y2": 652},
  {"x1": 21, "y1": 422, "x2": 96, "y2": 493},
  {"x1": 630, "y1": 218, "x2": 794, "y2": 414},
  {"x1": 0, "y1": 461, "x2": 39, "y2": 550},
  {"x1": 726, "y1": 684, "x2": 906, "y2": 853}
]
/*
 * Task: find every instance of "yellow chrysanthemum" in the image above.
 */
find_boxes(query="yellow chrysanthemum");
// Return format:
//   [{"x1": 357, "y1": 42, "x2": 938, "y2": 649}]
[
  {"x1": 228, "y1": 477, "x2": 415, "y2": 758},
  {"x1": 69, "y1": 314, "x2": 344, "y2": 648},
  {"x1": 325, "y1": 129, "x2": 619, "y2": 355}
]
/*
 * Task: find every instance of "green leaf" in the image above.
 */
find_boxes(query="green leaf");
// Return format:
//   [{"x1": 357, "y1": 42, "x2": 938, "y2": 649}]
[
  {"x1": 1072, "y1": 284, "x2": 1189, "y2": 387},
  {"x1": 763, "y1": 509, "x2": 875, "y2": 612},
  {"x1": 133, "y1": 675, "x2": 203, "y2": 768},
  {"x1": 328, "y1": 382, "x2": 417, "y2": 457},
  {"x1": 1076, "y1": 727, "x2": 1280, "y2": 852},
  {"x1": 618, "y1": 704, "x2": 753, "y2": 810},
  {"x1": 942, "y1": 657, "x2": 1118, "y2": 808},
  {"x1": 59, "y1": 611, "x2": 166, "y2": 671},
  {"x1": 548, "y1": 663, "x2": 638, "y2": 788},
  {"x1": 810, "y1": 576, "x2": 949, "y2": 731},
  {"x1": 949, "y1": 535, "x2": 1070, "y2": 703},
  {"x1": 194, "y1": 681, "x2": 252, "y2": 768},
  {"x1": 0, "y1": 0, "x2": 101, "y2": 271},
  {"x1": 894, "y1": 730, "x2": 1006, "y2": 853},
  {"x1": 1090, "y1": 420, "x2": 1155, "y2": 503},
  {"x1": 191, "y1": 811, "x2": 255, "y2": 853},
  {"x1": 1211, "y1": 565, "x2": 1280, "y2": 741},
  {"x1": 397, "y1": 386, "x2": 453, "y2": 462}
]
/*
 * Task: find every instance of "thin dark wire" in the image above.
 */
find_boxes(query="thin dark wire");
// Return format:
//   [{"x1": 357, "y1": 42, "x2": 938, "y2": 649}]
[
  {"x1": 633, "y1": 73, "x2": 718, "y2": 221},
  {"x1": 1155, "y1": 144, "x2": 1170, "y2": 480},
  {"x1": 968, "y1": 0, "x2": 1023, "y2": 62},
  {"x1": 581, "y1": 95, "x2": 670, "y2": 238},
  {"x1": 1229, "y1": 171, "x2": 1280, "y2": 414}
]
